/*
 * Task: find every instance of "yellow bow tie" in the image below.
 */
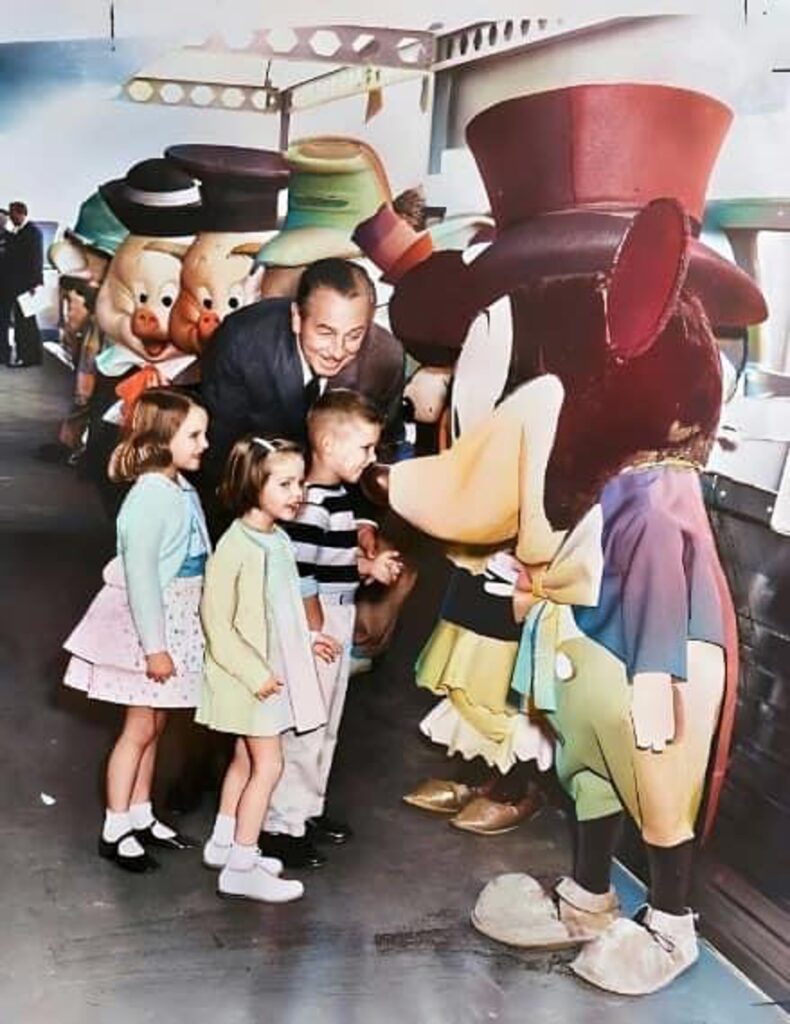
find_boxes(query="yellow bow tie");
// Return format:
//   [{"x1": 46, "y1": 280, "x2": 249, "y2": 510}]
[{"x1": 510, "y1": 505, "x2": 603, "y2": 714}]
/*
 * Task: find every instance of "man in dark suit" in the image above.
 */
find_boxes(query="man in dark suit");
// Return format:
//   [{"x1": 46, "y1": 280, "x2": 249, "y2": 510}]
[
  {"x1": 0, "y1": 209, "x2": 13, "y2": 365},
  {"x1": 7, "y1": 201, "x2": 44, "y2": 367},
  {"x1": 201, "y1": 257, "x2": 404, "y2": 499}
]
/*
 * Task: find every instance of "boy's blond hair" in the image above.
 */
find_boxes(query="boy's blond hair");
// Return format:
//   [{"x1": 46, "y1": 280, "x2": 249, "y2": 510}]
[{"x1": 306, "y1": 389, "x2": 384, "y2": 451}]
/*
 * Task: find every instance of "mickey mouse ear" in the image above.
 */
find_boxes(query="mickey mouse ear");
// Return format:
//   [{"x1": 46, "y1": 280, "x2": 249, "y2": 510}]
[{"x1": 606, "y1": 198, "x2": 690, "y2": 361}]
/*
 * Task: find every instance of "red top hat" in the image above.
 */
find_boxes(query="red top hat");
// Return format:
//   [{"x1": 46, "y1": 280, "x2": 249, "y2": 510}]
[
  {"x1": 389, "y1": 84, "x2": 766, "y2": 364},
  {"x1": 466, "y1": 83, "x2": 731, "y2": 232},
  {"x1": 165, "y1": 144, "x2": 289, "y2": 232}
]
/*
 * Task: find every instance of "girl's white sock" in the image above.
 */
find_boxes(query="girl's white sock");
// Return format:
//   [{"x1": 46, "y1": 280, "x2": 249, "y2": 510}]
[
  {"x1": 211, "y1": 813, "x2": 236, "y2": 846},
  {"x1": 129, "y1": 801, "x2": 155, "y2": 829},
  {"x1": 102, "y1": 811, "x2": 142, "y2": 843},
  {"x1": 130, "y1": 800, "x2": 176, "y2": 840},
  {"x1": 103, "y1": 809, "x2": 132, "y2": 842},
  {"x1": 227, "y1": 842, "x2": 257, "y2": 871}
]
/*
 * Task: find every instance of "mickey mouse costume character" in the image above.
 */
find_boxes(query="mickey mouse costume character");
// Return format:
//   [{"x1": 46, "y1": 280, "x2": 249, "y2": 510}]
[{"x1": 370, "y1": 83, "x2": 767, "y2": 996}]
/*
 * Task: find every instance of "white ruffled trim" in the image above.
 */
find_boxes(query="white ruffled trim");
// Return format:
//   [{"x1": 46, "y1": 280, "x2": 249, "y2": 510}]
[{"x1": 419, "y1": 698, "x2": 554, "y2": 774}]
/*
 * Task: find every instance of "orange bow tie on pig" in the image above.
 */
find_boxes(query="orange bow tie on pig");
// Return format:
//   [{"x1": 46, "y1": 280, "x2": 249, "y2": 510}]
[{"x1": 114, "y1": 365, "x2": 163, "y2": 424}]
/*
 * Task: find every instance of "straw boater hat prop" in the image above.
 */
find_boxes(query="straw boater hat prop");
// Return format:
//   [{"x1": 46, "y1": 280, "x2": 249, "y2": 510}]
[
  {"x1": 164, "y1": 144, "x2": 289, "y2": 232},
  {"x1": 100, "y1": 157, "x2": 204, "y2": 238},
  {"x1": 383, "y1": 83, "x2": 767, "y2": 367},
  {"x1": 255, "y1": 136, "x2": 392, "y2": 268}
]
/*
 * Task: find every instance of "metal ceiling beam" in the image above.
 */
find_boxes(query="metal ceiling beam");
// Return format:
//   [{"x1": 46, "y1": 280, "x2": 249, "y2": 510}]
[
  {"x1": 123, "y1": 75, "x2": 281, "y2": 112},
  {"x1": 432, "y1": 16, "x2": 635, "y2": 71},
  {"x1": 287, "y1": 63, "x2": 423, "y2": 112},
  {"x1": 187, "y1": 25, "x2": 435, "y2": 71}
]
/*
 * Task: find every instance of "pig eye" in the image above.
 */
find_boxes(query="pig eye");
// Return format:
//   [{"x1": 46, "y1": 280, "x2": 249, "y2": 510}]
[
  {"x1": 202, "y1": 297, "x2": 213, "y2": 311},
  {"x1": 227, "y1": 282, "x2": 245, "y2": 311},
  {"x1": 138, "y1": 291, "x2": 149, "y2": 304},
  {"x1": 158, "y1": 282, "x2": 179, "y2": 310}
]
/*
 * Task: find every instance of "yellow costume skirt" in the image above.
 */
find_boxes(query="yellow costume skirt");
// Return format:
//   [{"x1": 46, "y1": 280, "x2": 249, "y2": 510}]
[{"x1": 416, "y1": 620, "x2": 554, "y2": 773}]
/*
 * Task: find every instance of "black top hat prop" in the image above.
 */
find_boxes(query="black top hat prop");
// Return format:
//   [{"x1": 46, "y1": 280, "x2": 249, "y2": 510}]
[
  {"x1": 165, "y1": 144, "x2": 290, "y2": 232},
  {"x1": 100, "y1": 158, "x2": 204, "y2": 237}
]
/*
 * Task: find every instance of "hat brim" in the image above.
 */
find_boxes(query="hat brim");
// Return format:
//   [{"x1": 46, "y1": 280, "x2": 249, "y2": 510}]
[
  {"x1": 64, "y1": 227, "x2": 122, "y2": 258},
  {"x1": 100, "y1": 179, "x2": 203, "y2": 238},
  {"x1": 255, "y1": 227, "x2": 361, "y2": 268},
  {"x1": 381, "y1": 234, "x2": 434, "y2": 285},
  {"x1": 428, "y1": 215, "x2": 496, "y2": 251},
  {"x1": 390, "y1": 208, "x2": 767, "y2": 363}
]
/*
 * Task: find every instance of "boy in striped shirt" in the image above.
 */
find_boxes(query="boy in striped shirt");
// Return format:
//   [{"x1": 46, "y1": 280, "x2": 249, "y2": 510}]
[{"x1": 261, "y1": 390, "x2": 402, "y2": 867}]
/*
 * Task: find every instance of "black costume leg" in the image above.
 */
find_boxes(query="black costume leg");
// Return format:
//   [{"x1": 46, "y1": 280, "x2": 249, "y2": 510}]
[
  {"x1": 574, "y1": 811, "x2": 624, "y2": 894},
  {"x1": 645, "y1": 838, "x2": 694, "y2": 915}
]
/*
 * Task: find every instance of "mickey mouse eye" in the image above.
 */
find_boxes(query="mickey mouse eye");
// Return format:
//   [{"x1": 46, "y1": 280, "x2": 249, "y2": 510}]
[{"x1": 452, "y1": 296, "x2": 513, "y2": 440}]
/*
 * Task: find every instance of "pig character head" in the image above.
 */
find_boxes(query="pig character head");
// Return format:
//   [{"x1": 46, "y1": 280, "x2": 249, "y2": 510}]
[
  {"x1": 169, "y1": 234, "x2": 268, "y2": 355},
  {"x1": 96, "y1": 235, "x2": 188, "y2": 363},
  {"x1": 163, "y1": 144, "x2": 289, "y2": 354}
]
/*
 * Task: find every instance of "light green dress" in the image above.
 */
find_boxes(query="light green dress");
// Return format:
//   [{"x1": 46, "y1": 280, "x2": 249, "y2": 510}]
[{"x1": 197, "y1": 523, "x2": 318, "y2": 737}]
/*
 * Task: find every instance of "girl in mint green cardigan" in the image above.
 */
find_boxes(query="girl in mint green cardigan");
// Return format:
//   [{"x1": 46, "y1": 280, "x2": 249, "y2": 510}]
[{"x1": 64, "y1": 390, "x2": 210, "y2": 874}]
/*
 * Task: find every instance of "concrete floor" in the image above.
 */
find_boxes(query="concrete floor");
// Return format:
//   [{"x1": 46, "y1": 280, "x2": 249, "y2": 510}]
[{"x1": 0, "y1": 360, "x2": 785, "y2": 1023}]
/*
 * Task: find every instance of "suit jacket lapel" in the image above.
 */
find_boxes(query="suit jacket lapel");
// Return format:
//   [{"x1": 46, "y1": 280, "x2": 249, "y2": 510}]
[{"x1": 269, "y1": 309, "x2": 307, "y2": 439}]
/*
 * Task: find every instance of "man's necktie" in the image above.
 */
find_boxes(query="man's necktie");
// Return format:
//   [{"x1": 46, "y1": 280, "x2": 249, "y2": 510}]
[{"x1": 304, "y1": 373, "x2": 321, "y2": 409}]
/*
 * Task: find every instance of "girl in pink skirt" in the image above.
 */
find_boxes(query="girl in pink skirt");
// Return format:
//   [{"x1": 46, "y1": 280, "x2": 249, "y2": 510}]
[{"x1": 64, "y1": 389, "x2": 211, "y2": 873}]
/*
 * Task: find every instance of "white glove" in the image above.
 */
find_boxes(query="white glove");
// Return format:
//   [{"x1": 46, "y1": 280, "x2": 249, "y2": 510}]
[
  {"x1": 630, "y1": 672, "x2": 675, "y2": 753},
  {"x1": 482, "y1": 551, "x2": 521, "y2": 598}
]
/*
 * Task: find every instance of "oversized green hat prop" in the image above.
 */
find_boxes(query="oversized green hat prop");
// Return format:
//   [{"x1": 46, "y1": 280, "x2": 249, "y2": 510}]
[{"x1": 256, "y1": 137, "x2": 392, "y2": 268}]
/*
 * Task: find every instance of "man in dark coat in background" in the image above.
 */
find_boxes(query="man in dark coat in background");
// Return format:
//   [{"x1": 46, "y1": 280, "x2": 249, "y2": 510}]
[
  {"x1": 7, "y1": 200, "x2": 44, "y2": 367},
  {"x1": 0, "y1": 208, "x2": 14, "y2": 365}
]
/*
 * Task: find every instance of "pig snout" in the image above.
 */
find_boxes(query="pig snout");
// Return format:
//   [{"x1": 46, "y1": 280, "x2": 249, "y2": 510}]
[
  {"x1": 198, "y1": 309, "x2": 221, "y2": 341},
  {"x1": 132, "y1": 306, "x2": 167, "y2": 342}
]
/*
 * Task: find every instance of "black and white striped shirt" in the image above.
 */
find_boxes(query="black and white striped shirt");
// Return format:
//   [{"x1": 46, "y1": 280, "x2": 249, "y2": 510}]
[{"x1": 284, "y1": 483, "x2": 360, "y2": 598}]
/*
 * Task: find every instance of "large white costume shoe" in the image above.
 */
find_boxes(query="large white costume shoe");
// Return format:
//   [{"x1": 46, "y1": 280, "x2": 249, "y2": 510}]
[
  {"x1": 217, "y1": 862, "x2": 303, "y2": 903},
  {"x1": 571, "y1": 904, "x2": 699, "y2": 995},
  {"x1": 471, "y1": 873, "x2": 619, "y2": 949}
]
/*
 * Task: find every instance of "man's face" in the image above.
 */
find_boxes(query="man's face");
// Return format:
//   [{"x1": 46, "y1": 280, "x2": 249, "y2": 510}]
[
  {"x1": 9, "y1": 207, "x2": 24, "y2": 227},
  {"x1": 292, "y1": 286, "x2": 372, "y2": 378}
]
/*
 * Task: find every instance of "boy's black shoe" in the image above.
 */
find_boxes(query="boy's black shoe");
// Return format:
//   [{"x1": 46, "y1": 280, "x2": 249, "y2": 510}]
[
  {"x1": 257, "y1": 831, "x2": 327, "y2": 869},
  {"x1": 306, "y1": 814, "x2": 353, "y2": 845}
]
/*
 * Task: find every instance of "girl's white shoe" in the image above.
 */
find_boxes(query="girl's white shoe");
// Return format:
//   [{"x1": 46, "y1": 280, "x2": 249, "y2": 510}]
[
  {"x1": 218, "y1": 861, "x2": 304, "y2": 903},
  {"x1": 203, "y1": 838, "x2": 283, "y2": 876}
]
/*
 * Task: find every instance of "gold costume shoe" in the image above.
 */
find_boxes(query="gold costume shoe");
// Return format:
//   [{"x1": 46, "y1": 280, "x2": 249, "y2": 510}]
[
  {"x1": 449, "y1": 787, "x2": 545, "y2": 835},
  {"x1": 402, "y1": 778, "x2": 481, "y2": 815}
]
